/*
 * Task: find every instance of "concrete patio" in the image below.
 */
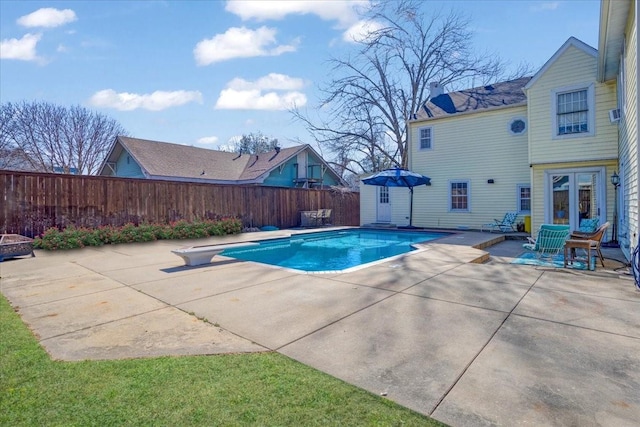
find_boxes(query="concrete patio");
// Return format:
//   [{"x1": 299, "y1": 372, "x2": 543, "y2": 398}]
[{"x1": 1, "y1": 229, "x2": 638, "y2": 426}]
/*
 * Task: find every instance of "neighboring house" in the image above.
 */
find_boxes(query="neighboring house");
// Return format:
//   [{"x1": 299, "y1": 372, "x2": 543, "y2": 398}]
[
  {"x1": 0, "y1": 148, "x2": 40, "y2": 172},
  {"x1": 98, "y1": 136, "x2": 345, "y2": 188},
  {"x1": 361, "y1": 2, "x2": 639, "y2": 263},
  {"x1": 598, "y1": 0, "x2": 638, "y2": 260}
]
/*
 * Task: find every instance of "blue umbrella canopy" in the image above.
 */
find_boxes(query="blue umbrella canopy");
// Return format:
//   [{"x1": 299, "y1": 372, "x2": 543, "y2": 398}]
[
  {"x1": 362, "y1": 168, "x2": 431, "y2": 228},
  {"x1": 362, "y1": 168, "x2": 431, "y2": 188}
]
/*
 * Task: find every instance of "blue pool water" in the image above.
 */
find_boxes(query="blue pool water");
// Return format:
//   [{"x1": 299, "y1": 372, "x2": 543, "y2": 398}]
[{"x1": 221, "y1": 229, "x2": 450, "y2": 272}]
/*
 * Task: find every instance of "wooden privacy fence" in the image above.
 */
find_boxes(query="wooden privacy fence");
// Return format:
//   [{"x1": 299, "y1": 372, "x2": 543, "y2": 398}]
[{"x1": 0, "y1": 171, "x2": 360, "y2": 238}]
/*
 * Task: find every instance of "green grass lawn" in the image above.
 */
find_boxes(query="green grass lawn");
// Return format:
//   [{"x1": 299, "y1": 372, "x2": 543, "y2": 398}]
[{"x1": 0, "y1": 295, "x2": 445, "y2": 426}]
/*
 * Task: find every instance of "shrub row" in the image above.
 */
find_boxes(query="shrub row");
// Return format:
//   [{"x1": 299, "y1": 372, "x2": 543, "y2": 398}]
[{"x1": 33, "y1": 218, "x2": 243, "y2": 250}]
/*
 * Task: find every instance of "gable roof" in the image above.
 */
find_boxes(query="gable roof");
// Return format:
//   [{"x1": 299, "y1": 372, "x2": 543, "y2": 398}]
[
  {"x1": 99, "y1": 136, "x2": 344, "y2": 186},
  {"x1": 411, "y1": 77, "x2": 531, "y2": 122},
  {"x1": 524, "y1": 37, "x2": 598, "y2": 90}
]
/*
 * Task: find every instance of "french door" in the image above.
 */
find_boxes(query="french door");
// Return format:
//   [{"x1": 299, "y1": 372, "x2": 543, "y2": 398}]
[{"x1": 546, "y1": 167, "x2": 605, "y2": 230}]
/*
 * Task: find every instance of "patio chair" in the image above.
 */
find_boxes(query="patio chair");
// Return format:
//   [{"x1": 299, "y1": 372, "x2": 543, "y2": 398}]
[
  {"x1": 522, "y1": 224, "x2": 570, "y2": 258},
  {"x1": 481, "y1": 212, "x2": 518, "y2": 233},
  {"x1": 567, "y1": 221, "x2": 610, "y2": 268},
  {"x1": 318, "y1": 209, "x2": 332, "y2": 226}
]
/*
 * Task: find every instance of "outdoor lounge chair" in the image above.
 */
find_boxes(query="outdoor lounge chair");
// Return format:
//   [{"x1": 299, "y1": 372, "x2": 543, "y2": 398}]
[
  {"x1": 481, "y1": 212, "x2": 518, "y2": 233},
  {"x1": 522, "y1": 224, "x2": 570, "y2": 258},
  {"x1": 566, "y1": 221, "x2": 610, "y2": 268}
]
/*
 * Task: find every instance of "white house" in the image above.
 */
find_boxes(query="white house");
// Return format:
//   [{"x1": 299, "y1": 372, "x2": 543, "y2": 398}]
[{"x1": 361, "y1": 38, "x2": 618, "y2": 233}]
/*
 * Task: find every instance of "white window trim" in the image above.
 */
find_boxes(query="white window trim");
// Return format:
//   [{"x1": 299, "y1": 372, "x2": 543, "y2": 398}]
[
  {"x1": 508, "y1": 117, "x2": 527, "y2": 135},
  {"x1": 418, "y1": 126, "x2": 433, "y2": 151},
  {"x1": 516, "y1": 184, "x2": 531, "y2": 214},
  {"x1": 551, "y1": 82, "x2": 595, "y2": 140},
  {"x1": 448, "y1": 179, "x2": 470, "y2": 212}
]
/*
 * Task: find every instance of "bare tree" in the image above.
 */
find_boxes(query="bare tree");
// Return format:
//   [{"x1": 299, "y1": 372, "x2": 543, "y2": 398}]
[
  {"x1": 294, "y1": 0, "x2": 511, "y2": 174},
  {"x1": 228, "y1": 131, "x2": 279, "y2": 154},
  {"x1": 1, "y1": 101, "x2": 127, "y2": 174}
]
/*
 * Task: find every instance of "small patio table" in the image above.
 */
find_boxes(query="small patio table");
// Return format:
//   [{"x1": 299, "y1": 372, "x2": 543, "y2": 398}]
[{"x1": 563, "y1": 239, "x2": 596, "y2": 270}]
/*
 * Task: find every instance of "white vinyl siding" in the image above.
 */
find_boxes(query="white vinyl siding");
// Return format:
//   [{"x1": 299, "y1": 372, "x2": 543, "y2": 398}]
[
  {"x1": 409, "y1": 105, "x2": 529, "y2": 229},
  {"x1": 419, "y1": 127, "x2": 433, "y2": 150},
  {"x1": 617, "y1": 12, "x2": 638, "y2": 260},
  {"x1": 527, "y1": 44, "x2": 618, "y2": 165}
]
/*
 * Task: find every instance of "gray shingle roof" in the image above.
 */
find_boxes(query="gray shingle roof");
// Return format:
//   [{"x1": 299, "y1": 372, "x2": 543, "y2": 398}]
[
  {"x1": 103, "y1": 136, "x2": 327, "y2": 184},
  {"x1": 412, "y1": 77, "x2": 532, "y2": 121}
]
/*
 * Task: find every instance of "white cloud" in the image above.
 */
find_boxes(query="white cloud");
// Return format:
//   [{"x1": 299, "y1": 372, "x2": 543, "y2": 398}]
[
  {"x1": 225, "y1": 0, "x2": 370, "y2": 28},
  {"x1": 215, "y1": 143, "x2": 236, "y2": 152},
  {"x1": 56, "y1": 44, "x2": 69, "y2": 53},
  {"x1": 215, "y1": 88, "x2": 306, "y2": 110},
  {"x1": 17, "y1": 8, "x2": 77, "y2": 28},
  {"x1": 0, "y1": 33, "x2": 42, "y2": 61},
  {"x1": 343, "y1": 19, "x2": 384, "y2": 43},
  {"x1": 194, "y1": 26, "x2": 298, "y2": 65},
  {"x1": 227, "y1": 73, "x2": 305, "y2": 91},
  {"x1": 530, "y1": 2, "x2": 560, "y2": 12},
  {"x1": 197, "y1": 136, "x2": 219, "y2": 145},
  {"x1": 215, "y1": 74, "x2": 307, "y2": 110},
  {"x1": 89, "y1": 89, "x2": 203, "y2": 111}
]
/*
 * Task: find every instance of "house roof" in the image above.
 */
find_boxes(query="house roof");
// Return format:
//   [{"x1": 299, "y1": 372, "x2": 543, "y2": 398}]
[
  {"x1": 524, "y1": 37, "x2": 597, "y2": 90},
  {"x1": 597, "y1": 0, "x2": 632, "y2": 82},
  {"x1": 411, "y1": 77, "x2": 531, "y2": 122},
  {"x1": 99, "y1": 136, "x2": 344, "y2": 185}
]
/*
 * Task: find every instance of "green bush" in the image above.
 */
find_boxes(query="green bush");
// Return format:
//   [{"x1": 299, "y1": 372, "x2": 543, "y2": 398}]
[{"x1": 33, "y1": 218, "x2": 243, "y2": 250}]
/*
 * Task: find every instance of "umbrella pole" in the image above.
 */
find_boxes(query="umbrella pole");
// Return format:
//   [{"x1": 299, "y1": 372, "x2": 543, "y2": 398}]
[{"x1": 409, "y1": 187, "x2": 414, "y2": 226}]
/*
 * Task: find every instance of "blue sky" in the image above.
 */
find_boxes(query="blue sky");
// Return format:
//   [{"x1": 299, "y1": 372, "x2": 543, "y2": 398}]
[{"x1": 0, "y1": 0, "x2": 601, "y2": 151}]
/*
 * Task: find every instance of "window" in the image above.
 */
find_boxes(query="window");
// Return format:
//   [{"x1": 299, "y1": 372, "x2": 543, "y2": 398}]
[
  {"x1": 557, "y1": 90, "x2": 588, "y2": 134},
  {"x1": 618, "y1": 42, "x2": 626, "y2": 115},
  {"x1": 419, "y1": 127, "x2": 432, "y2": 150},
  {"x1": 509, "y1": 118, "x2": 526, "y2": 135},
  {"x1": 552, "y1": 84, "x2": 595, "y2": 138},
  {"x1": 379, "y1": 186, "x2": 389, "y2": 204},
  {"x1": 517, "y1": 184, "x2": 531, "y2": 213},
  {"x1": 449, "y1": 180, "x2": 469, "y2": 211}
]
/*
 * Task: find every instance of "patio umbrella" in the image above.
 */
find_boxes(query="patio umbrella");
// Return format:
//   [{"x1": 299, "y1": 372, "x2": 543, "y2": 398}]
[{"x1": 362, "y1": 168, "x2": 431, "y2": 228}]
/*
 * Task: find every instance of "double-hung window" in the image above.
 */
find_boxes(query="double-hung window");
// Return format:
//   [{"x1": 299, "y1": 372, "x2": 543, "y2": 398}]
[
  {"x1": 557, "y1": 90, "x2": 588, "y2": 134},
  {"x1": 449, "y1": 180, "x2": 469, "y2": 212},
  {"x1": 419, "y1": 127, "x2": 432, "y2": 150},
  {"x1": 517, "y1": 184, "x2": 531, "y2": 213},
  {"x1": 552, "y1": 84, "x2": 595, "y2": 138}
]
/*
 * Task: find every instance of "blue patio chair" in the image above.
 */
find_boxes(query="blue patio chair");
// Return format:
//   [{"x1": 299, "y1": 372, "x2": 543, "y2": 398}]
[
  {"x1": 481, "y1": 212, "x2": 518, "y2": 233},
  {"x1": 522, "y1": 224, "x2": 571, "y2": 258}
]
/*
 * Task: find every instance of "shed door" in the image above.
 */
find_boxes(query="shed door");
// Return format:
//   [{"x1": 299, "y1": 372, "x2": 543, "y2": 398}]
[{"x1": 377, "y1": 186, "x2": 391, "y2": 223}]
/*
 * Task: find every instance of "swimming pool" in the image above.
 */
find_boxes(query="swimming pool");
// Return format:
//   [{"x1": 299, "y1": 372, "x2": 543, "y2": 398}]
[{"x1": 221, "y1": 229, "x2": 451, "y2": 272}]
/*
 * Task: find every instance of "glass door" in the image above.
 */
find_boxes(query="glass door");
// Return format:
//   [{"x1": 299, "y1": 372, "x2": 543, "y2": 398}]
[
  {"x1": 552, "y1": 174, "x2": 570, "y2": 224},
  {"x1": 577, "y1": 172, "x2": 598, "y2": 223},
  {"x1": 547, "y1": 169, "x2": 603, "y2": 230}
]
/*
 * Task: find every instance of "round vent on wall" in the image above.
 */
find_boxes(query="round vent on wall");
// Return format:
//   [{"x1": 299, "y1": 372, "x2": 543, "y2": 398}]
[{"x1": 509, "y1": 118, "x2": 527, "y2": 135}]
